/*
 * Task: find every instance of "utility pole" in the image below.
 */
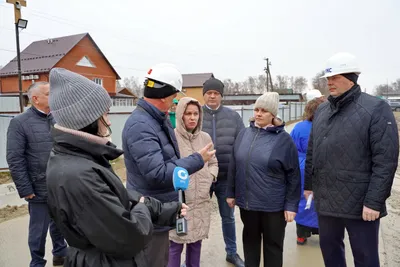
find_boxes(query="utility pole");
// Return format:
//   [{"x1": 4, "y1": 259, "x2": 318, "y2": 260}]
[
  {"x1": 263, "y1": 58, "x2": 274, "y2": 92},
  {"x1": 6, "y1": 0, "x2": 27, "y2": 113}
]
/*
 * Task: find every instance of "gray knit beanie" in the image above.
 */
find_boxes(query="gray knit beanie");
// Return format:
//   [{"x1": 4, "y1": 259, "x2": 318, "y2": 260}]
[
  {"x1": 49, "y1": 68, "x2": 112, "y2": 130},
  {"x1": 254, "y1": 92, "x2": 279, "y2": 116}
]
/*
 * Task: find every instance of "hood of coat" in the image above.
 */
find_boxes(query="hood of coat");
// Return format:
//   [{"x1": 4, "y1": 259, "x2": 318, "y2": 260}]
[
  {"x1": 51, "y1": 127, "x2": 123, "y2": 167},
  {"x1": 175, "y1": 97, "x2": 203, "y2": 139}
]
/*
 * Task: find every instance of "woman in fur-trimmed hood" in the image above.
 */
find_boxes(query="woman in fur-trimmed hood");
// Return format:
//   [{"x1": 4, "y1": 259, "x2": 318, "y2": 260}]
[{"x1": 168, "y1": 97, "x2": 219, "y2": 267}]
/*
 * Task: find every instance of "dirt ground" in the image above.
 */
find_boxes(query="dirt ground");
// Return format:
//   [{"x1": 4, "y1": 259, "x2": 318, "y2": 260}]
[
  {"x1": 0, "y1": 171, "x2": 28, "y2": 223},
  {"x1": 0, "y1": 204, "x2": 28, "y2": 223},
  {"x1": 0, "y1": 171, "x2": 12, "y2": 185},
  {"x1": 112, "y1": 158, "x2": 126, "y2": 182}
]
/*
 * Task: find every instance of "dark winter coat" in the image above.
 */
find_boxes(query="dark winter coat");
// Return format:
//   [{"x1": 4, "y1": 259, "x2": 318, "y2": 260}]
[
  {"x1": 227, "y1": 122, "x2": 301, "y2": 213},
  {"x1": 304, "y1": 85, "x2": 399, "y2": 219},
  {"x1": 6, "y1": 106, "x2": 55, "y2": 202},
  {"x1": 122, "y1": 99, "x2": 204, "y2": 232},
  {"x1": 202, "y1": 105, "x2": 245, "y2": 181},
  {"x1": 46, "y1": 128, "x2": 181, "y2": 267}
]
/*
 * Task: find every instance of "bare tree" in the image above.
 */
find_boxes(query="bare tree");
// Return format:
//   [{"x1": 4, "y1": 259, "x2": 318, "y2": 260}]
[
  {"x1": 312, "y1": 70, "x2": 329, "y2": 96},
  {"x1": 274, "y1": 75, "x2": 290, "y2": 90},
  {"x1": 246, "y1": 76, "x2": 257, "y2": 94},
  {"x1": 292, "y1": 76, "x2": 308, "y2": 93},
  {"x1": 392, "y1": 78, "x2": 400, "y2": 92},
  {"x1": 223, "y1": 79, "x2": 241, "y2": 95},
  {"x1": 372, "y1": 78, "x2": 400, "y2": 96},
  {"x1": 255, "y1": 75, "x2": 267, "y2": 94},
  {"x1": 221, "y1": 74, "x2": 309, "y2": 95},
  {"x1": 122, "y1": 76, "x2": 143, "y2": 98}
]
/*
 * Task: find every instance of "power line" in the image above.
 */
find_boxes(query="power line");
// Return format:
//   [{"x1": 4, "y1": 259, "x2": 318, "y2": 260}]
[{"x1": 0, "y1": 4, "x2": 181, "y2": 52}]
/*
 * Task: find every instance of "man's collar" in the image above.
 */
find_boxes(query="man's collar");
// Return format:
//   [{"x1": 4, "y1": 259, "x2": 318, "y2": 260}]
[{"x1": 205, "y1": 104, "x2": 221, "y2": 111}]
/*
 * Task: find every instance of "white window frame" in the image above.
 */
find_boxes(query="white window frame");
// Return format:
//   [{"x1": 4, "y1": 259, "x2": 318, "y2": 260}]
[
  {"x1": 93, "y1": 78, "x2": 103, "y2": 86},
  {"x1": 76, "y1": 56, "x2": 96, "y2": 68}
]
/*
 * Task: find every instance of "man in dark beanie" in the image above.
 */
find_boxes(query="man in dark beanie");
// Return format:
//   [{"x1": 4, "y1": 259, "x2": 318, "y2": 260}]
[
  {"x1": 46, "y1": 68, "x2": 189, "y2": 267},
  {"x1": 122, "y1": 63, "x2": 216, "y2": 267},
  {"x1": 203, "y1": 76, "x2": 225, "y2": 96},
  {"x1": 201, "y1": 77, "x2": 245, "y2": 267},
  {"x1": 304, "y1": 52, "x2": 399, "y2": 267}
]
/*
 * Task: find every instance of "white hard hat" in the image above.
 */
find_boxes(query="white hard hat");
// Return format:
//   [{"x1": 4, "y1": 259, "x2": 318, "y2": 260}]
[
  {"x1": 321, "y1": 52, "x2": 361, "y2": 78},
  {"x1": 145, "y1": 63, "x2": 183, "y2": 92},
  {"x1": 306, "y1": 89, "x2": 323, "y2": 102}
]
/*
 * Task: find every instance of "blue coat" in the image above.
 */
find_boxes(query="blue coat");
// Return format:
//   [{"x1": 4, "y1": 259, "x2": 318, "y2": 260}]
[
  {"x1": 6, "y1": 106, "x2": 55, "y2": 203},
  {"x1": 202, "y1": 106, "x2": 245, "y2": 181},
  {"x1": 227, "y1": 122, "x2": 300, "y2": 213},
  {"x1": 122, "y1": 99, "x2": 205, "y2": 232},
  {"x1": 290, "y1": 120, "x2": 318, "y2": 228}
]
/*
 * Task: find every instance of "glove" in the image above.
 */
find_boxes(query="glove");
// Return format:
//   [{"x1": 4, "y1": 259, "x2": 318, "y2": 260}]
[{"x1": 144, "y1": 196, "x2": 181, "y2": 227}]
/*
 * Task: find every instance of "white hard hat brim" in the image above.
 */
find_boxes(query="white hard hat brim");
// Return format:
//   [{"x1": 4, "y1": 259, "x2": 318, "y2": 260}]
[{"x1": 320, "y1": 70, "x2": 361, "y2": 79}]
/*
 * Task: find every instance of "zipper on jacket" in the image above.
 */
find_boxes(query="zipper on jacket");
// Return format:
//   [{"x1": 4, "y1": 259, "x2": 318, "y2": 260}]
[
  {"x1": 212, "y1": 114, "x2": 217, "y2": 146},
  {"x1": 245, "y1": 128, "x2": 260, "y2": 210}
]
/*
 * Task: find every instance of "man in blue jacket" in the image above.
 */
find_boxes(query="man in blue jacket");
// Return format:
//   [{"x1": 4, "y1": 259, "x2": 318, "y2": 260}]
[
  {"x1": 122, "y1": 63, "x2": 216, "y2": 267},
  {"x1": 6, "y1": 82, "x2": 67, "y2": 267}
]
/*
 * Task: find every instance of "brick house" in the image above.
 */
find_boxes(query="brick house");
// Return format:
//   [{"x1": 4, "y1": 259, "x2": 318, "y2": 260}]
[
  {"x1": 0, "y1": 32, "x2": 120, "y2": 96},
  {"x1": 179, "y1": 73, "x2": 214, "y2": 105}
]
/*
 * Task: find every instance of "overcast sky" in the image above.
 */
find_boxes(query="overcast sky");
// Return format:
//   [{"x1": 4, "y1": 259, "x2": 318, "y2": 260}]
[{"x1": 0, "y1": 0, "x2": 399, "y2": 94}]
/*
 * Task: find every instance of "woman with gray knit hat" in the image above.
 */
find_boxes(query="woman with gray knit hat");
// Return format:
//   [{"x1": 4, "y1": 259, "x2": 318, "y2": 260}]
[
  {"x1": 45, "y1": 68, "x2": 188, "y2": 267},
  {"x1": 226, "y1": 92, "x2": 301, "y2": 267}
]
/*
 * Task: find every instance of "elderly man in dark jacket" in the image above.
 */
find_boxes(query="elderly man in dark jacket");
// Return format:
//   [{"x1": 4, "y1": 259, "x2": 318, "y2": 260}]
[
  {"x1": 122, "y1": 63, "x2": 216, "y2": 267},
  {"x1": 6, "y1": 82, "x2": 67, "y2": 267},
  {"x1": 304, "y1": 52, "x2": 399, "y2": 267},
  {"x1": 201, "y1": 77, "x2": 245, "y2": 267}
]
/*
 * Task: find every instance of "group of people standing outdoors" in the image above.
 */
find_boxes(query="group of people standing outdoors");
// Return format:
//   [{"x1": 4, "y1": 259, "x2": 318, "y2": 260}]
[{"x1": 6, "y1": 52, "x2": 399, "y2": 267}]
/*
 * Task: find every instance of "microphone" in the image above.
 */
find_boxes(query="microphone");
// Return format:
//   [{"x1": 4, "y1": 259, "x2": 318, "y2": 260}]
[{"x1": 172, "y1": 167, "x2": 190, "y2": 236}]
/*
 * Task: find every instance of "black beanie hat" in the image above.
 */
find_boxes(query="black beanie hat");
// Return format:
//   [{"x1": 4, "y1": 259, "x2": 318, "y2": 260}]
[
  {"x1": 341, "y1": 73, "x2": 359, "y2": 84},
  {"x1": 203, "y1": 77, "x2": 224, "y2": 96},
  {"x1": 143, "y1": 78, "x2": 179, "y2": 99}
]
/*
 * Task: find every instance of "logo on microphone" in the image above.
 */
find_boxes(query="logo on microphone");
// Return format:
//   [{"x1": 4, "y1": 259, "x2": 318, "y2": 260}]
[
  {"x1": 178, "y1": 170, "x2": 188, "y2": 180},
  {"x1": 173, "y1": 167, "x2": 190, "y2": 191}
]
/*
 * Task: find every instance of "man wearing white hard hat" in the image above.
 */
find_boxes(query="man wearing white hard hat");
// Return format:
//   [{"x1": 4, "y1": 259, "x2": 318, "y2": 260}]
[
  {"x1": 304, "y1": 52, "x2": 399, "y2": 267},
  {"x1": 122, "y1": 63, "x2": 216, "y2": 266}
]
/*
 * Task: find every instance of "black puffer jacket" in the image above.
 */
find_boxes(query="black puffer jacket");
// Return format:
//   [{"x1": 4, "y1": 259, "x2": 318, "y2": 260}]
[
  {"x1": 6, "y1": 106, "x2": 54, "y2": 202},
  {"x1": 47, "y1": 128, "x2": 181, "y2": 267},
  {"x1": 305, "y1": 85, "x2": 399, "y2": 219},
  {"x1": 202, "y1": 105, "x2": 245, "y2": 181}
]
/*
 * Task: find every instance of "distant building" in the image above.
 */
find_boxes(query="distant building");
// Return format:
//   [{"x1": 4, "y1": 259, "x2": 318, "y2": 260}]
[
  {"x1": 179, "y1": 73, "x2": 214, "y2": 105},
  {"x1": 0, "y1": 32, "x2": 120, "y2": 96}
]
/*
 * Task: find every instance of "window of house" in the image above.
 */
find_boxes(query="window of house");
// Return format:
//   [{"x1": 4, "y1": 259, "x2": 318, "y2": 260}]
[
  {"x1": 93, "y1": 78, "x2": 103, "y2": 86},
  {"x1": 77, "y1": 56, "x2": 96, "y2": 68}
]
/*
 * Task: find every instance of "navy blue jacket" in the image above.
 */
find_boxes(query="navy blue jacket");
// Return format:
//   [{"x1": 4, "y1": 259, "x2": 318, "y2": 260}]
[
  {"x1": 305, "y1": 85, "x2": 399, "y2": 219},
  {"x1": 227, "y1": 122, "x2": 301, "y2": 213},
  {"x1": 202, "y1": 106, "x2": 245, "y2": 181},
  {"x1": 6, "y1": 106, "x2": 54, "y2": 203},
  {"x1": 122, "y1": 99, "x2": 204, "y2": 231}
]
